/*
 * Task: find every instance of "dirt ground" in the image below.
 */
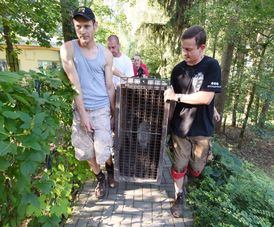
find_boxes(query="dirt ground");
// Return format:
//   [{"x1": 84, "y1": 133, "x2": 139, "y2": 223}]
[{"x1": 216, "y1": 126, "x2": 274, "y2": 178}]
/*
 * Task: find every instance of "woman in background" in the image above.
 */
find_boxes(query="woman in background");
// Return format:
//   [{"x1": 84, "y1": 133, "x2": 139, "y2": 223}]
[{"x1": 133, "y1": 54, "x2": 149, "y2": 78}]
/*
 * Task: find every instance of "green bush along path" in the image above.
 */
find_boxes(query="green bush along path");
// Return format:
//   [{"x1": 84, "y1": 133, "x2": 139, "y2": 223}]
[{"x1": 0, "y1": 70, "x2": 93, "y2": 227}]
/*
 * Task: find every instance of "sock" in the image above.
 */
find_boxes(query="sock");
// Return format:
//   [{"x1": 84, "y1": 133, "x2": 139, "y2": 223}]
[
  {"x1": 105, "y1": 162, "x2": 114, "y2": 175},
  {"x1": 174, "y1": 180, "x2": 184, "y2": 199},
  {"x1": 95, "y1": 171, "x2": 105, "y2": 182}
]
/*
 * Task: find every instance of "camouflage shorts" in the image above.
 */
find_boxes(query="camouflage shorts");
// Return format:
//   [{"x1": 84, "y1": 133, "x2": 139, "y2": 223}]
[
  {"x1": 171, "y1": 134, "x2": 212, "y2": 174},
  {"x1": 71, "y1": 106, "x2": 112, "y2": 164}
]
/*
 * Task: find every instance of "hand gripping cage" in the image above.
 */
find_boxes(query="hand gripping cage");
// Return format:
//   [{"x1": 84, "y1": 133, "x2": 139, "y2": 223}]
[{"x1": 114, "y1": 78, "x2": 170, "y2": 184}]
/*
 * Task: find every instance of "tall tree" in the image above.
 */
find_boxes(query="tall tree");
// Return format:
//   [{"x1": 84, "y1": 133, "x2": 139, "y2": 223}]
[
  {"x1": 238, "y1": 41, "x2": 269, "y2": 148},
  {"x1": 258, "y1": 87, "x2": 272, "y2": 128},
  {"x1": 215, "y1": 35, "x2": 235, "y2": 133},
  {"x1": 211, "y1": 2, "x2": 241, "y2": 133},
  {"x1": 60, "y1": 0, "x2": 78, "y2": 42},
  {"x1": 118, "y1": 0, "x2": 194, "y2": 76},
  {"x1": 257, "y1": 38, "x2": 274, "y2": 128},
  {"x1": 155, "y1": 0, "x2": 193, "y2": 52},
  {"x1": 231, "y1": 45, "x2": 246, "y2": 127},
  {"x1": 1, "y1": 13, "x2": 19, "y2": 72},
  {"x1": 0, "y1": 0, "x2": 61, "y2": 71}
]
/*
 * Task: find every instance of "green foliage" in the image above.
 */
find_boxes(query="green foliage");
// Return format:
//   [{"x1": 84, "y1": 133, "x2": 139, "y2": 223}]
[
  {"x1": 249, "y1": 124, "x2": 274, "y2": 140},
  {"x1": 0, "y1": 70, "x2": 93, "y2": 226},
  {"x1": 187, "y1": 142, "x2": 274, "y2": 226},
  {"x1": 0, "y1": 0, "x2": 61, "y2": 47},
  {"x1": 124, "y1": 0, "x2": 273, "y2": 130},
  {"x1": 187, "y1": 0, "x2": 274, "y2": 129}
]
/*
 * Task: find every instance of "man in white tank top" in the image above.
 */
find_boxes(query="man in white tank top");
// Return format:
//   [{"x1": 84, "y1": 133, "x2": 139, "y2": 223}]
[
  {"x1": 107, "y1": 35, "x2": 134, "y2": 88},
  {"x1": 60, "y1": 6, "x2": 116, "y2": 199}
]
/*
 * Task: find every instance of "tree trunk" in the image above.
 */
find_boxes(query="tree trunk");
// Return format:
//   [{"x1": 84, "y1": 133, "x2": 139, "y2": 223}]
[
  {"x1": 212, "y1": 32, "x2": 218, "y2": 59},
  {"x1": 253, "y1": 97, "x2": 260, "y2": 124},
  {"x1": 238, "y1": 84, "x2": 255, "y2": 149},
  {"x1": 2, "y1": 16, "x2": 19, "y2": 72},
  {"x1": 238, "y1": 43, "x2": 267, "y2": 148},
  {"x1": 222, "y1": 113, "x2": 227, "y2": 134},
  {"x1": 258, "y1": 98, "x2": 270, "y2": 128},
  {"x1": 215, "y1": 6, "x2": 241, "y2": 134},
  {"x1": 232, "y1": 48, "x2": 245, "y2": 127},
  {"x1": 60, "y1": 0, "x2": 78, "y2": 42},
  {"x1": 258, "y1": 70, "x2": 273, "y2": 128},
  {"x1": 232, "y1": 101, "x2": 238, "y2": 127},
  {"x1": 215, "y1": 40, "x2": 235, "y2": 134}
]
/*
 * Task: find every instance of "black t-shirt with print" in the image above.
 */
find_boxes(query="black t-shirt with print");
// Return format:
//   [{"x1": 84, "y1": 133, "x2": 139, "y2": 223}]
[{"x1": 170, "y1": 56, "x2": 221, "y2": 137}]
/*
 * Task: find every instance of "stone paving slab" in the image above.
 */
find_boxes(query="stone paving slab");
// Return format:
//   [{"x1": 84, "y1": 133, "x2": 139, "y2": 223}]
[{"x1": 65, "y1": 153, "x2": 193, "y2": 227}]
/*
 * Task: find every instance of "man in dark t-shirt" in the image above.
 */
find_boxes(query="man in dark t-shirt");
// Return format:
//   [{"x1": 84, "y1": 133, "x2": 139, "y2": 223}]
[{"x1": 164, "y1": 25, "x2": 221, "y2": 218}]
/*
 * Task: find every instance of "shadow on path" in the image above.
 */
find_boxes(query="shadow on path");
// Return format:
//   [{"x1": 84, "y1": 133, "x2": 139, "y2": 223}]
[{"x1": 65, "y1": 153, "x2": 193, "y2": 227}]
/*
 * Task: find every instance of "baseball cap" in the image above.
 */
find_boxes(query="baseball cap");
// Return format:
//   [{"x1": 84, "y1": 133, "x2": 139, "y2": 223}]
[{"x1": 73, "y1": 6, "x2": 95, "y2": 21}]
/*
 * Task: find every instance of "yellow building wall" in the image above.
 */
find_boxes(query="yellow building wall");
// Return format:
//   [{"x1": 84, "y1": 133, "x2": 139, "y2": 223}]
[{"x1": 0, "y1": 45, "x2": 60, "y2": 71}]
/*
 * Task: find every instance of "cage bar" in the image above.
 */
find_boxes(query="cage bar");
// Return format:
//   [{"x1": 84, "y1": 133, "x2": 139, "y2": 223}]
[{"x1": 114, "y1": 78, "x2": 170, "y2": 184}]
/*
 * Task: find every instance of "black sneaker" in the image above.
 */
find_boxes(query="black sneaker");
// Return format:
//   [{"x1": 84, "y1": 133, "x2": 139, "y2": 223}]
[
  {"x1": 183, "y1": 175, "x2": 188, "y2": 195},
  {"x1": 171, "y1": 192, "x2": 185, "y2": 218},
  {"x1": 95, "y1": 172, "x2": 106, "y2": 198}
]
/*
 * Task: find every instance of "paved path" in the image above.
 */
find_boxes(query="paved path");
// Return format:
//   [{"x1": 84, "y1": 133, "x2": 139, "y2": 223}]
[{"x1": 65, "y1": 153, "x2": 193, "y2": 227}]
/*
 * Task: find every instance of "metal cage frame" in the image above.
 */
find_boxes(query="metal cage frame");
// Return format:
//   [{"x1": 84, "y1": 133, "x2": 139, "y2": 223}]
[{"x1": 114, "y1": 78, "x2": 170, "y2": 184}]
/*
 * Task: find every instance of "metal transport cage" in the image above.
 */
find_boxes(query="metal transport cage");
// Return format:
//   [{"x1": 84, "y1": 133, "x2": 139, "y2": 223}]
[{"x1": 114, "y1": 78, "x2": 170, "y2": 184}]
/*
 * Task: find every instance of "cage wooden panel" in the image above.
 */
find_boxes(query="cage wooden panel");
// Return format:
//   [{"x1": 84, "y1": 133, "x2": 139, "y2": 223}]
[{"x1": 114, "y1": 78, "x2": 170, "y2": 184}]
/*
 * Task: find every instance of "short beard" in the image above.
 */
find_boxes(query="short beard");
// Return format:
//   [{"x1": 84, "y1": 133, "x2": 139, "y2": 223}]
[{"x1": 79, "y1": 39, "x2": 89, "y2": 47}]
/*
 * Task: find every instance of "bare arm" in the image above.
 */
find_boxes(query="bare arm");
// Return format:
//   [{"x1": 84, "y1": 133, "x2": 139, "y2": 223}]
[
  {"x1": 214, "y1": 106, "x2": 221, "y2": 121},
  {"x1": 112, "y1": 66, "x2": 125, "y2": 78},
  {"x1": 112, "y1": 56, "x2": 134, "y2": 78},
  {"x1": 60, "y1": 42, "x2": 93, "y2": 131},
  {"x1": 104, "y1": 48, "x2": 115, "y2": 117},
  {"x1": 164, "y1": 87, "x2": 215, "y2": 105}
]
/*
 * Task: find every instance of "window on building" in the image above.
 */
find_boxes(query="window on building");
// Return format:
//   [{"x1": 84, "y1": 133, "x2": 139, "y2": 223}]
[
  {"x1": 38, "y1": 60, "x2": 59, "y2": 70},
  {"x1": 0, "y1": 60, "x2": 8, "y2": 72}
]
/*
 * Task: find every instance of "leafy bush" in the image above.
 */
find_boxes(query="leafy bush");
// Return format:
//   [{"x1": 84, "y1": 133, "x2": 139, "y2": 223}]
[
  {"x1": 0, "y1": 70, "x2": 93, "y2": 226},
  {"x1": 187, "y1": 142, "x2": 274, "y2": 227}
]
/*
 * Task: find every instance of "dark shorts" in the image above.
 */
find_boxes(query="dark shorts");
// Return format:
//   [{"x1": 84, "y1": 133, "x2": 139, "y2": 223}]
[{"x1": 171, "y1": 133, "x2": 211, "y2": 174}]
